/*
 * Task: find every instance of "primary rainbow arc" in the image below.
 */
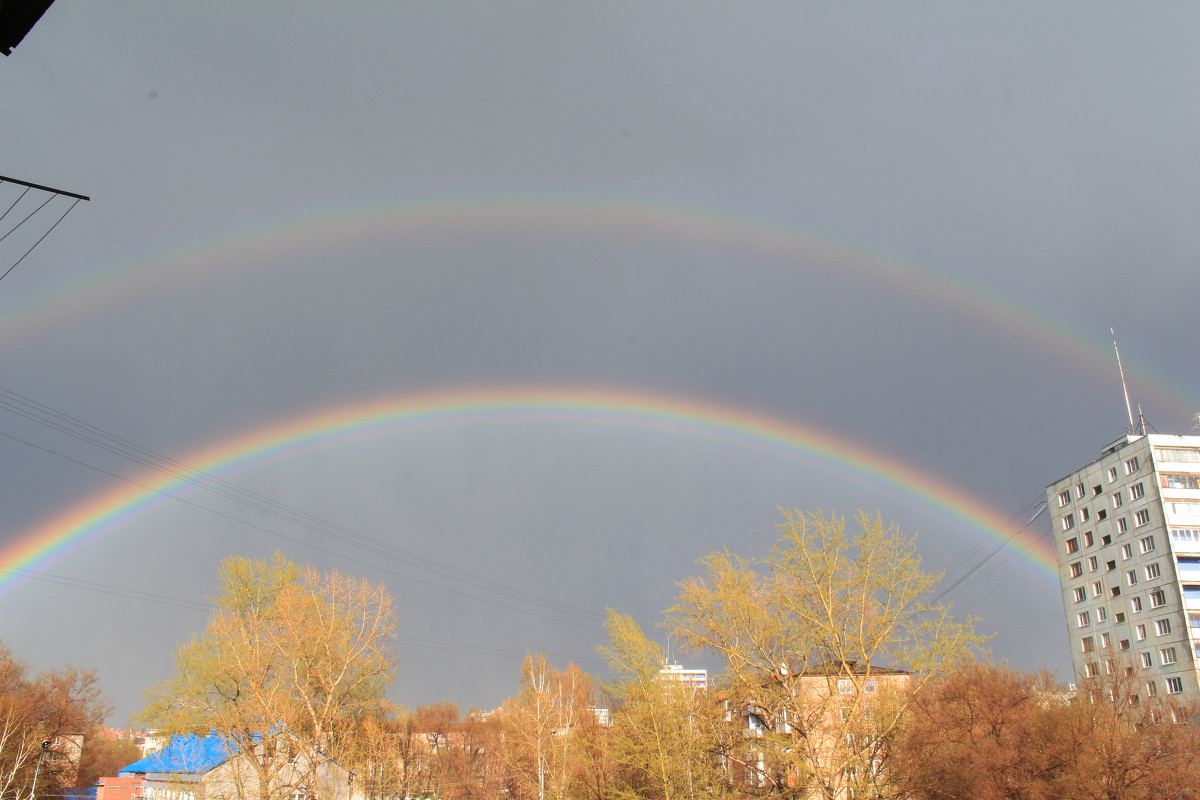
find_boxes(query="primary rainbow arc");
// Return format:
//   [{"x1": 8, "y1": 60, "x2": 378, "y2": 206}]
[{"x1": 0, "y1": 385, "x2": 1059, "y2": 597}]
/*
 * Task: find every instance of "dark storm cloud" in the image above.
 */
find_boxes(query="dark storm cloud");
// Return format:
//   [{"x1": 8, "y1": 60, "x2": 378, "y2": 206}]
[{"x1": 0, "y1": 2, "x2": 1197, "y2": 722}]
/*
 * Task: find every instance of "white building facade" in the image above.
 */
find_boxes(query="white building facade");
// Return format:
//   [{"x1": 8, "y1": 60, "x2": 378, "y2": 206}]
[{"x1": 1047, "y1": 433, "x2": 1200, "y2": 701}]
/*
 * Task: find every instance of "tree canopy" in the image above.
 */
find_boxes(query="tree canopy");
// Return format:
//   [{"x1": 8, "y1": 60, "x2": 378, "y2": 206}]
[{"x1": 141, "y1": 553, "x2": 398, "y2": 800}]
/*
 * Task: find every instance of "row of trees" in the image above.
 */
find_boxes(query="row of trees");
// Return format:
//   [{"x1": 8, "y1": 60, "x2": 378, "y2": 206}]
[
  {"x1": 0, "y1": 642, "x2": 139, "y2": 800},
  {"x1": 131, "y1": 511, "x2": 1200, "y2": 800}
]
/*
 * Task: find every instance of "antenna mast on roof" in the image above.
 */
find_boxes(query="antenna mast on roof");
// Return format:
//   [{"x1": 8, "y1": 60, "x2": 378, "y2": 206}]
[{"x1": 1112, "y1": 328, "x2": 1136, "y2": 435}]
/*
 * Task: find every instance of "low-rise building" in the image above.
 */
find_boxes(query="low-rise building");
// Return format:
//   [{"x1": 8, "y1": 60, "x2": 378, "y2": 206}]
[{"x1": 119, "y1": 733, "x2": 357, "y2": 800}]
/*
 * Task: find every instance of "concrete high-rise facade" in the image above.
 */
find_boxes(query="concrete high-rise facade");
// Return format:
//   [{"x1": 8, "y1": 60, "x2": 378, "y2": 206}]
[{"x1": 1047, "y1": 433, "x2": 1200, "y2": 700}]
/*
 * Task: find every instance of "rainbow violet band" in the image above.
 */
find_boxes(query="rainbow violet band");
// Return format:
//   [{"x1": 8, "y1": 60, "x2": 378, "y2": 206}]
[
  {"x1": 0, "y1": 384, "x2": 1059, "y2": 596},
  {"x1": 0, "y1": 197, "x2": 1191, "y2": 409}
]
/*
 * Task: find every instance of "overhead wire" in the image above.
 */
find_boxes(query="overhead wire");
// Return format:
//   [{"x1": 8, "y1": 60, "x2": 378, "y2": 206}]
[
  {"x1": 931, "y1": 500, "x2": 1048, "y2": 605},
  {"x1": 0, "y1": 196, "x2": 82, "y2": 282},
  {"x1": 0, "y1": 386, "x2": 603, "y2": 627},
  {"x1": 0, "y1": 424, "x2": 602, "y2": 632},
  {"x1": 0, "y1": 186, "x2": 32, "y2": 224}
]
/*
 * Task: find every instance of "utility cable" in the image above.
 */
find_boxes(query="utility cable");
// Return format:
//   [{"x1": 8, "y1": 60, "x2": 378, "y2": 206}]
[
  {"x1": 931, "y1": 499, "x2": 1048, "y2": 606},
  {"x1": 0, "y1": 192, "x2": 53, "y2": 244},
  {"x1": 0, "y1": 186, "x2": 31, "y2": 224},
  {"x1": 0, "y1": 196, "x2": 82, "y2": 282},
  {"x1": 0, "y1": 417, "x2": 602, "y2": 631},
  {"x1": 0, "y1": 386, "x2": 601, "y2": 622}
]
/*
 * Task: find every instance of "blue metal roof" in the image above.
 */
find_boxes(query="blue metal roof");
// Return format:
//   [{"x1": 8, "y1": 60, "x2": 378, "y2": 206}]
[{"x1": 119, "y1": 734, "x2": 233, "y2": 777}]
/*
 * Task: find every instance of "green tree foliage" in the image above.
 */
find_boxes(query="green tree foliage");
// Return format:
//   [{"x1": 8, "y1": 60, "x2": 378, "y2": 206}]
[
  {"x1": 597, "y1": 612, "x2": 729, "y2": 800},
  {"x1": 0, "y1": 641, "x2": 109, "y2": 799},
  {"x1": 141, "y1": 553, "x2": 398, "y2": 800},
  {"x1": 667, "y1": 509, "x2": 985, "y2": 800}
]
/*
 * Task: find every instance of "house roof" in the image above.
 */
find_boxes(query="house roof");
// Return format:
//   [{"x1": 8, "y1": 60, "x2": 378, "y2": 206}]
[{"x1": 119, "y1": 735, "x2": 233, "y2": 777}]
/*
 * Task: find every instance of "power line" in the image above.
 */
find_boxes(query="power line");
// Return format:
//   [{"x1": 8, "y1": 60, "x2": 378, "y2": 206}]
[
  {"x1": 931, "y1": 501, "x2": 1046, "y2": 606},
  {"x1": 0, "y1": 175, "x2": 88, "y2": 284},
  {"x1": 0, "y1": 386, "x2": 603, "y2": 628}
]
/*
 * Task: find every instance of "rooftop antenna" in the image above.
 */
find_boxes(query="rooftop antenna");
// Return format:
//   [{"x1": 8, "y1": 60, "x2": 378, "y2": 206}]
[{"x1": 1112, "y1": 328, "x2": 1136, "y2": 435}]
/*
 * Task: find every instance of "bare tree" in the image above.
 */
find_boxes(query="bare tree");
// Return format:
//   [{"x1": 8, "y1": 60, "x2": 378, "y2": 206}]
[{"x1": 0, "y1": 643, "x2": 109, "y2": 800}]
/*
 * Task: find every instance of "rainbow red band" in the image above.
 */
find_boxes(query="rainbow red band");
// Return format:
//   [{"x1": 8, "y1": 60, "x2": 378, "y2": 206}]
[{"x1": 0, "y1": 385, "x2": 1059, "y2": 595}]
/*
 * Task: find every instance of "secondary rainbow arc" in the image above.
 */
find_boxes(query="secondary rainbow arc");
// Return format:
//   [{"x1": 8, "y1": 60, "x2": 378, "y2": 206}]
[
  {"x1": 0, "y1": 196, "x2": 1193, "y2": 411},
  {"x1": 0, "y1": 385, "x2": 1059, "y2": 598}
]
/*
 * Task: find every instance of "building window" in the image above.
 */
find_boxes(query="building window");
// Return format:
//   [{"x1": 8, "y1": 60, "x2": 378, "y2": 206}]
[
  {"x1": 1167, "y1": 677, "x2": 1184, "y2": 695},
  {"x1": 1111, "y1": 585, "x2": 1121, "y2": 597},
  {"x1": 1078, "y1": 611, "x2": 1091, "y2": 627},
  {"x1": 1136, "y1": 623, "x2": 1147, "y2": 640},
  {"x1": 1156, "y1": 618, "x2": 1172, "y2": 636},
  {"x1": 1077, "y1": 482, "x2": 1086, "y2": 498},
  {"x1": 1084, "y1": 530, "x2": 1094, "y2": 546},
  {"x1": 1107, "y1": 560, "x2": 1117, "y2": 572},
  {"x1": 837, "y1": 679, "x2": 852, "y2": 694},
  {"x1": 1147, "y1": 680, "x2": 1157, "y2": 696},
  {"x1": 1109, "y1": 466, "x2": 1119, "y2": 482},
  {"x1": 1102, "y1": 534, "x2": 1112, "y2": 545},
  {"x1": 1120, "y1": 638, "x2": 1130, "y2": 650},
  {"x1": 1063, "y1": 514, "x2": 1076, "y2": 531},
  {"x1": 1126, "y1": 457, "x2": 1140, "y2": 475},
  {"x1": 1085, "y1": 662, "x2": 1099, "y2": 678},
  {"x1": 1113, "y1": 493, "x2": 1124, "y2": 509},
  {"x1": 1146, "y1": 562, "x2": 1161, "y2": 580},
  {"x1": 1100, "y1": 632, "x2": 1111, "y2": 649},
  {"x1": 1118, "y1": 517, "x2": 1129, "y2": 533},
  {"x1": 1082, "y1": 508, "x2": 1091, "y2": 522},
  {"x1": 1059, "y1": 490, "x2": 1071, "y2": 506},
  {"x1": 1122, "y1": 544, "x2": 1132, "y2": 560},
  {"x1": 1157, "y1": 448, "x2": 1200, "y2": 463},
  {"x1": 1189, "y1": 612, "x2": 1200, "y2": 628},
  {"x1": 1074, "y1": 587, "x2": 1086, "y2": 602},
  {"x1": 1160, "y1": 647, "x2": 1177, "y2": 665},
  {"x1": 1150, "y1": 589, "x2": 1166, "y2": 608},
  {"x1": 1132, "y1": 596, "x2": 1143, "y2": 613},
  {"x1": 1165, "y1": 474, "x2": 1200, "y2": 489},
  {"x1": 1172, "y1": 528, "x2": 1200, "y2": 544},
  {"x1": 1127, "y1": 570, "x2": 1138, "y2": 586},
  {"x1": 1088, "y1": 556, "x2": 1098, "y2": 571},
  {"x1": 1140, "y1": 535, "x2": 1155, "y2": 553},
  {"x1": 863, "y1": 679, "x2": 876, "y2": 692},
  {"x1": 1093, "y1": 581, "x2": 1103, "y2": 597},
  {"x1": 1116, "y1": 612, "x2": 1126, "y2": 623},
  {"x1": 1067, "y1": 537, "x2": 1080, "y2": 554},
  {"x1": 1093, "y1": 484, "x2": 1103, "y2": 496},
  {"x1": 1098, "y1": 509, "x2": 1108, "y2": 521},
  {"x1": 1070, "y1": 562, "x2": 1083, "y2": 578},
  {"x1": 1098, "y1": 607, "x2": 1107, "y2": 622},
  {"x1": 1131, "y1": 482, "x2": 1145, "y2": 501},
  {"x1": 1141, "y1": 651, "x2": 1153, "y2": 668},
  {"x1": 1136, "y1": 510, "x2": 1151, "y2": 528},
  {"x1": 1081, "y1": 636, "x2": 1094, "y2": 652}
]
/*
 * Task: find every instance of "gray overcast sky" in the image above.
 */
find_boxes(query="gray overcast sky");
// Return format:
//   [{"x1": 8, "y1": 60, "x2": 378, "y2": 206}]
[{"x1": 2, "y1": 2, "x2": 1198, "y2": 724}]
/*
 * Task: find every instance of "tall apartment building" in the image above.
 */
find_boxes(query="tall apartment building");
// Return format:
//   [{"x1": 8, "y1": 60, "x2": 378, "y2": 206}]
[{"x1": 1047, "y1": 433, "x2": 1200, "y2": 701}]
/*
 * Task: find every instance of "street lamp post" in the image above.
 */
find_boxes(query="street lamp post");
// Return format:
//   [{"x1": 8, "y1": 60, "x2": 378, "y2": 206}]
[{"x1": 29, "y1": 740, "x2": 51, "y2": 800}]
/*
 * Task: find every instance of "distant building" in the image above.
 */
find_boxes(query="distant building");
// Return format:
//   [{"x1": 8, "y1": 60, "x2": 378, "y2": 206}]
[
  {"x1": 723, "y1": 661, "x2": 910, "y2": 798},
  {"x1": 1047, "y1": 432, "x2": 1200, "y2": 701},
  {"x1": 119, "y1": 733, "x2": 358, "y2": 800},
  {"x1": 96, "y1": 776, "x2": 143, "y2": 800},
  {"x1": 657, "y1": 662, "x2": 707, "y2": 692}
]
